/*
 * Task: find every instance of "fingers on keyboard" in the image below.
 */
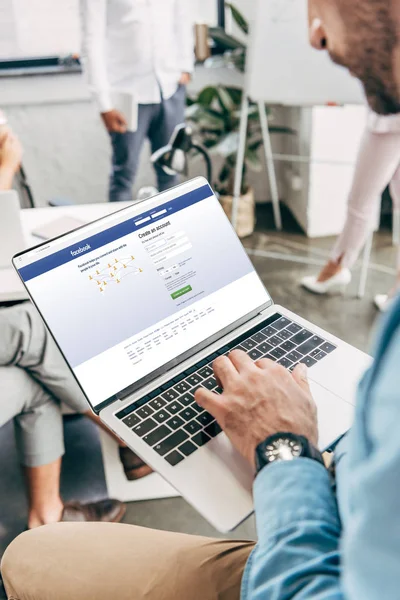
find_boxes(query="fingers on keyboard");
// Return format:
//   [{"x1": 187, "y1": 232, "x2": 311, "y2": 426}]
[{"x1": 118, "y1": 315, "x2": 335, "y2": 466}]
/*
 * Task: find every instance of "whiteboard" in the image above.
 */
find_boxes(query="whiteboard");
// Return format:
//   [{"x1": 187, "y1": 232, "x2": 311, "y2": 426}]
[
  {"x1": 246, "y1": 0, "x2": 365, "y2": 106},
  {"x1": 0, "y1": 0, "x2": 80, "y2": 60}
]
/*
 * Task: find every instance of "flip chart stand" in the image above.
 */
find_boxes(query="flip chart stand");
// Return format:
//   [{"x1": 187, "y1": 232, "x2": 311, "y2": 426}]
[{"x1": 232, "y1": 94, "x2": 282, "y2": 231}]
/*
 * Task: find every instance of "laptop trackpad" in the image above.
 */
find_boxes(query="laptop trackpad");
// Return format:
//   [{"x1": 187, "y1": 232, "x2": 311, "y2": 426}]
[{"x1": 309, "y1": 380, "x2": 355, "y2": 451}]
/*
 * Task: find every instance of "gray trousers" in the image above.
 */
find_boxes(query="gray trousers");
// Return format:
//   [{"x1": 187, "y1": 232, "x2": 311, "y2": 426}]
[
  {"x1": 0, "y1": 303, "x2": 88, "y2": 467},
  {"x1": 109, "y1": 84, "x2": 186, "y2": 202}
]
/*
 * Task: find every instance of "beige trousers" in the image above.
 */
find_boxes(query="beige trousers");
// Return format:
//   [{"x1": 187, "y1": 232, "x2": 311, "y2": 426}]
[{"x1": 1, "y1": 522, "x2": 255, "y2": 600}]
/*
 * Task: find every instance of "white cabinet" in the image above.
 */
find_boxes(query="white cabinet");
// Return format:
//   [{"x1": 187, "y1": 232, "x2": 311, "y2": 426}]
[{"x1": 283, "y1": 105, "x2": 367, "y2": 238}]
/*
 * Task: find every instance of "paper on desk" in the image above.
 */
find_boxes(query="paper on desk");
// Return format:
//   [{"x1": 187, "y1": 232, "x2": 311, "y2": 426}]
[
  {"x1": 31, "y1": 216, "x2": 86, "y2": 240},
  {"x1": 111, "y1": 91, "x2": 139, "y2": 132}
]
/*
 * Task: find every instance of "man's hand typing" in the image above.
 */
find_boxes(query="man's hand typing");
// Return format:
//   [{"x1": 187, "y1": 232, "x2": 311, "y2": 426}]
[{"x1": 195, "y1": 350, "x2": 318, "y2": 469}]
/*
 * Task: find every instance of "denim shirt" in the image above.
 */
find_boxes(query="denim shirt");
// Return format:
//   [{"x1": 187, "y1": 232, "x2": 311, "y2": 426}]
[{"x1": 242, "y1": 295, "x2": 400, "y2": 599}]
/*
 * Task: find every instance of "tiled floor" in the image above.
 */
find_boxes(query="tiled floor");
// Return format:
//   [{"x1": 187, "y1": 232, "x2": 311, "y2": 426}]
[{"x1": 0, "y1": 204, "x2": 397, "y2": 566}]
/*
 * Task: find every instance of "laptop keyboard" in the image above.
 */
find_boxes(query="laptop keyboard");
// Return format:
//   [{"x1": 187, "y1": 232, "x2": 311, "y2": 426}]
[{"x1": 115, "y1": 314, "x2": 336, "y2": 467}]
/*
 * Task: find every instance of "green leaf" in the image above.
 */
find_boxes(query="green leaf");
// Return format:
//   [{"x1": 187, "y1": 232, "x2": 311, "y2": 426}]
[
  {"x1": 226, "y1": 3, "x2": 249, "y2": 35},
  {"x1": 185, "y1": 95, "x2": 197, "y2": 106},
  {"x1": 247, "y1": 133, "x2": 263, "y2": 151},
  {"x1": 245, "y1": 148, "x2": 263, "y2": 172},
  {"x1": 200, "y1": 128, "x2": 224, "y2": 137},
  {"x1": 210, "y1": 132, "x2": 239, "y2": 157},
  {"x1": 197, "y1": 114, "x2": 225, "y2": 131},
  {"x1": 197, "y1": 86, "x2": 218, "y2": 107},
  {"x1": 186, "y1": 105, "x2": 226, "y2": 129},
  {"x1": 268, "y1": 126, "x2": 296, "y2": 134},
  {"x1": 226, "y1": 48, "x2": 247, "y2": 73},
  {"x1": 185, "y1": 103, "x2": 201, "y2": 119},
  {"x1": 216, "y1": 86, "x2": 235, "y2": 114},
  {"x1": 203, "y1": 138, "x2": 220, "y2": 149},
  {"x1": 223, "y1": 86, "x2": 243, "y2": 106},
  {"x1": 232, "y1": 104, "x2": 258, "y2": 119},
  {"x1": 218, "y1": 161, "x2": 232, "y2": 183},
  {"x1": 203, "y1": 107, "x2": 225, "y2": 119}
]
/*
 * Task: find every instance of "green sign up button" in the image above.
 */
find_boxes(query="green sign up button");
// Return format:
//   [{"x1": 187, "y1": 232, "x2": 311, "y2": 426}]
[{"x1": 171, "y1": 285, "x2": 192, "y2": 300}]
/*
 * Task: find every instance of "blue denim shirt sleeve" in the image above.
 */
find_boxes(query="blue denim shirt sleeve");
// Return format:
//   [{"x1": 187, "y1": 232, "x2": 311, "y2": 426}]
[
  {"x1": 242, "y1": 458, "x2": 343, "y2": 599},
  {"x1": 340, "y1": 325, "x2": 400, "y2": 598},
  {"x1": 241, "y1": 300, "x2": 400, "y2": 600}
]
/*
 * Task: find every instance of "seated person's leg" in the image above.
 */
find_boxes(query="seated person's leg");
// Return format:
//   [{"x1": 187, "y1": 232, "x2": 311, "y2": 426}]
[
  {"x1": 0, "y1": 365, "x2": 65, "y2": 528},
  {"x1": 0, "y1": 303, "x2": 152, "y2": 479},
  {"x1": 2, "y1": 522, "x2": 255, "y2": 600},
  {"x1": 0, "y1": 365, "x2": 125, "y2": 528},
  {"x1": 0, "y1": 302, "x2": 87, "y2": 409}
]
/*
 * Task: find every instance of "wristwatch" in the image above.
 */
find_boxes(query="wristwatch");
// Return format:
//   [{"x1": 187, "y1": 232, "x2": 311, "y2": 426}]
[{"x1": 255, "y1": 432, "x2": 324, "y2": 474}]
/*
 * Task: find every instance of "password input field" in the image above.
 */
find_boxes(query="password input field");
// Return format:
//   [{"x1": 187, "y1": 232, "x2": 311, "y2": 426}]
[
  {"x1": 146, "y1": 238, "x2": 167, "y2": 252},
  {"x1": 146, "y1": 230, "x2": 186, "y2": 253},
  {"x1": 135, "y1": 216, "x2": 151, "y2": 226},
  {"x1": 152, "y1": 243, "x2": 192, "y2": 265},
  {"x1": 149, "y1": 235, "x2": 190, "y2": 259},
  {"x1": 146, "y1": 230, "x2": 191, "y2": 265},
  {"x1": 151, "y1": 209, "x2": 167, "y2": 219}
]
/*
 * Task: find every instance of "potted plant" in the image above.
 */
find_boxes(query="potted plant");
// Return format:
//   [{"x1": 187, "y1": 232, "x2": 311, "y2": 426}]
[{"x1": 187, "y1": 3, "x2": 293, "y2": 237}]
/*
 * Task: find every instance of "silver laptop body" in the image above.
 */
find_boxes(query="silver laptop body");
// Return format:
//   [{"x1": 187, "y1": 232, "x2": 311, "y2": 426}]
[{"x1": 13, "y1": 177, "x2": 371, "y2": 532}]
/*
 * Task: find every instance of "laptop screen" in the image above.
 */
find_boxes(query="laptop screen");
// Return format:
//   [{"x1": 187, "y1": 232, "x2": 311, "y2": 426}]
[{"x1": 15, "y1": 179, "x2": 270, "y2": 409}]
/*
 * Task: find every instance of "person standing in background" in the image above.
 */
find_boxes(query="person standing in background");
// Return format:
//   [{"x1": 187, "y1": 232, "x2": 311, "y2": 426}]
[
  {"x1": 301, "y1": 112, "x2": 400, "y2": 312},
  {"x1": 80, "y1": 0, "x2": 194, "y2": 202}
]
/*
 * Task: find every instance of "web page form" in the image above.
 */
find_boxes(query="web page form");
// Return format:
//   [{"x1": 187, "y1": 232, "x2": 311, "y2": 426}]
[{"x1": 18, "y1": 183, "x2": 270, "y2": 406}]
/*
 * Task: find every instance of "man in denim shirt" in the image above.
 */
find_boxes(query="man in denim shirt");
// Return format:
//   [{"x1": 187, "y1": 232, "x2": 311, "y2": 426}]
[{"x1": 3, "y1": 1, "x2": 400, "y2": 598}]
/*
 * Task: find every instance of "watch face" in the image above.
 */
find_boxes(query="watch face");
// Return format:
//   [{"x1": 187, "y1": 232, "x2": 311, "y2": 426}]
[{"x1": 265, "y1": 437, "x2": 303, "y2": 462}]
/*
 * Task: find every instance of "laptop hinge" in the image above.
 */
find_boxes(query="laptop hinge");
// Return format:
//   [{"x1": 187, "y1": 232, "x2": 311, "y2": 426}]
[
  {"x1": 112, "y1": 301, "x2": 276, "y2": 406},
  {"x1": 94, "y1": 395, "x2": 119, "y2": 415}
]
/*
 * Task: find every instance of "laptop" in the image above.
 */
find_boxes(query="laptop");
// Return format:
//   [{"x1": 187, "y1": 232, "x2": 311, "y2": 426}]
[
  {"x1": 13, "y1": 177, "x2": 371, "y2": 532},
  {"x1": 0, "y1": 190, "x2": 25, "y2": 268}
]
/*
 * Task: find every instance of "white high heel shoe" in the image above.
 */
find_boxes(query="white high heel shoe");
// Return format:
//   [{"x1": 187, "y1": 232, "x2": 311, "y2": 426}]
[
  {"x1": 300, "y1": 268, "x2": 352, "y2": 295},
  {"x1": 374, "y1": 294, "x2": 391, "y2": 312}
]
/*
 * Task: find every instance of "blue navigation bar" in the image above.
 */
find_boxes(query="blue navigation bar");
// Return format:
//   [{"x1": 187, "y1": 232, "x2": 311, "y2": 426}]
[{"x1": 19, "y1": 184, "x2": 213, "y2": 282}]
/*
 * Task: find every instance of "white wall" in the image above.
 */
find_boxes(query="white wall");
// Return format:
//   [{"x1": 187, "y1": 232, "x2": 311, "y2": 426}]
[
  {"x1": 1, "y1": 0, "x2": 366, "y2": 236},
  {"x1": 194, "y1": 0, "x2": 217, "y2": 24},
  {"x1": 0, "y1": 1, "x2": 269, "y2": 208},
  {"x1": 1, "y1": 73, "x2": 202, "y2": 206},
  {"x1": 2, "y1": 65, "x2": 281, "y2": 208}
]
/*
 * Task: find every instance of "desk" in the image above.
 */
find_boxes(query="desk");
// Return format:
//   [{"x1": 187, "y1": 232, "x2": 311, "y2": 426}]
[
  {"x1": 0, "y1": 203, "x2": 179, "y2": 502},
  {"x1": 0, "y1": 202, "x2": 131, "y2": 303}
]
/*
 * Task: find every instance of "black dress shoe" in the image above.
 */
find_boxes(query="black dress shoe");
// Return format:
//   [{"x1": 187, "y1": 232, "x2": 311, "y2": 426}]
[
  {"x1": 0, "y1": 575, "x2": 6, "y2": 600},
  {"x1": 61, "y1": 499, "x2": 126, "y2": 523},
  {"x1": 119, "y1": 446, "x2": 153, "y2": 480}
]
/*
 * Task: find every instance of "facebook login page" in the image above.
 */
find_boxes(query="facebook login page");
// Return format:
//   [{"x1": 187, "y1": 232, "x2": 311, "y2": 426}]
[{"x1": 17, "y1": 181, "x2": 270, "y2": 407}]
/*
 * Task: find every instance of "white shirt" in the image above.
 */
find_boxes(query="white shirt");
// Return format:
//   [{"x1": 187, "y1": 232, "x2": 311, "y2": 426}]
[
  {"x1": 367, "y1": 110, "x2": 400, "y2": 133},
  {"x1": 80, "y1": 0, "x2": 194, "y2": 112}
]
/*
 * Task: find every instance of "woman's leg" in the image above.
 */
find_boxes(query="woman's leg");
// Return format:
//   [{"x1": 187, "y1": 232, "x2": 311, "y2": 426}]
[
  {"x1": 2, "y1": 522, "x2": 255, "y2": 600},
  {"x1": 387, "y1": 165, "x2": 400, "y2": 293},
  {"x1": 331, "y1": 128, "x2": 400, "y2": 268},
  {"x1": 313, "y1": 125, "x2": 400, "y2": 285}
]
